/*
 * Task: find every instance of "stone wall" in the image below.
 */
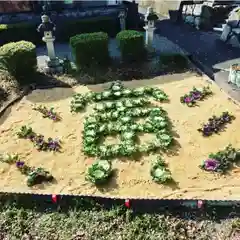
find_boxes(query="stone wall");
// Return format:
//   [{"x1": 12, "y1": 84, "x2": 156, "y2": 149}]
[{"x1": 138, "y1": 0, "x2": 180, "y2": 16}]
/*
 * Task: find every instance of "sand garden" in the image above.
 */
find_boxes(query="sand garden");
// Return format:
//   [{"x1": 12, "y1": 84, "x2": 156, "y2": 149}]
[{"x1": 0, "y1": 75, "x2": 240, "y2": 200}]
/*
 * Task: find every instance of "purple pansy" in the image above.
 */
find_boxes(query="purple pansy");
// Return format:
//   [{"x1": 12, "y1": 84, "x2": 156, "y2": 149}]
[
  {"x1": 16, "y1": 161, "x2": 25, "y2": 168},
  {"x1": 203, "y1": 158, "x2": 220, "y2": 171}
]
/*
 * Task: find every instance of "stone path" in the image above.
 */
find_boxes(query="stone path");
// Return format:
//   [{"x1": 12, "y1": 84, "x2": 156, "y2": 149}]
[
  {"x1": 36, "y1": 34, "x2": 185, "y2": 69},
  {"x1": 155, "y1": 18, "x2": 240, "y2": 101}
]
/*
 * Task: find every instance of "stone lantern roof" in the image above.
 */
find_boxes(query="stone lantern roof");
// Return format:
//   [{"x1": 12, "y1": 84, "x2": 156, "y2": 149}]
[
  {"x1": 144, "y1": 7, "x2": 158, "y2": 22},
  {"x1": 37, "y1": 14, "x2": 56, "y2": 33}
]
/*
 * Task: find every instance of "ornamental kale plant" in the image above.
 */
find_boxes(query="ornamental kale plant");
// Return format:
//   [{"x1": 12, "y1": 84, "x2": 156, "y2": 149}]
[
  {"x1": 86, "y1": 159, "x2": 112, "y2": 185},
  {"x1": 15, "y1": 161, "x2": 54, "y2": 187},
  {"x1": 198, "y1": 112, "x2": 235, "y2": 136},
  {"x1": 199, "y1": 145, "x2": 240, "y2": 173},
  {"x1": 82, "y1": 104, "x2": 173, "y2": 159},
  {"x1": 33, "y1": 105, "x2": 61, "y2": 121},
  {"x1": 180, "y1": 86, "x2": 212, "y2": 107},
  {"x1": 17, "y1": 126, "x2": 61, "y2": 152},
  {"x1": 150, "y1": 156, "x2": 172, "y2": 184},
  {"x1": 70, "y1": 81, "x2": 169, "y2": 112}
]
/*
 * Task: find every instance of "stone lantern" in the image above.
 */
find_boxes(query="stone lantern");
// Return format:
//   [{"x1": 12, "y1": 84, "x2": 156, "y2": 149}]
[
  {"x1": 118, "y1": 9, "x2": 127, "y2": 31},
  {"x1": 37, "y1": 13, "x2": 62, "y2": 73},
  {"x1": 144, "y1": 7, "x2": 158, "y2": 47}
]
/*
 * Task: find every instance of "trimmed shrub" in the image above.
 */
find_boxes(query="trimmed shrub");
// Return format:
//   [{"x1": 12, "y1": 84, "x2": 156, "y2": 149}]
[
  {"x1": 0, "y1": 41, "x2": 37, "y2": 82},
  {"x1": 0, "y1": 23, "x2": 42, "y2": 46},
  {"x1": 70, "y1": 32, "x2": 109, "y2": 68},
  {"x1": 116, "y1": 30, "x2": 146, "y2": 63}
]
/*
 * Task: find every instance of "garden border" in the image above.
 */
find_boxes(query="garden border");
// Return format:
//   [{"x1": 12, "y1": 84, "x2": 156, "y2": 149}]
[{"x1": 0, "y1": 192, "x2": 239, "y2": 214}]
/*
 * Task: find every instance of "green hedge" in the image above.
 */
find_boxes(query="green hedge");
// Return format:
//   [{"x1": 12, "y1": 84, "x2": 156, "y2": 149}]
[
  {"x1": 0, "y1": 41, "x2": 37, "y2": 82},
  {"x1": 0, "y1": 16, "x2": 120, "y2": 46},
  {"x1": 0, "y1": 23, "x2": 42, "y2": 46},
  {"x1": 60, "y1": 16, "x2": 120, "y2": 42},
  {"x1": 116, "y1": 30, "x2": 146, "y2": 63},
  {"x1": 70, "y1": 32, "x2": 109, "y2": 68}
]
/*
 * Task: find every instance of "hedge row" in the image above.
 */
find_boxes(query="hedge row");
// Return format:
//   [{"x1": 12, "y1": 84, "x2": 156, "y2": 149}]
[
  {"x1": 116, "y1": 30, "x2": 145, "y2": 63},
  {"x1": 70, "y1": 32, "x2": 109, "y2": 68},
  {"x1": 70, "y1": 30, "x2": 146, "y2": 69},
  {"x1": 0, "y1": 16, "x2": 120, "y2": 46},
  {"x1": 0, "y1": 41, "x2": 37, "y2": 83}
]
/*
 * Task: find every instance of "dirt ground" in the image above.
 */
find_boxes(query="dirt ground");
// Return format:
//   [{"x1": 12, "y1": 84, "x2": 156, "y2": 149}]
[{"x1": 0, "y1": 75, "x2": 240, "y2": 200}]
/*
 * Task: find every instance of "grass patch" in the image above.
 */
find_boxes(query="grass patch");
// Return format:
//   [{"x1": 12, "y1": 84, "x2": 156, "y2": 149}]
[{"x1": 0, "y1": 199, "x2": 237, "y2": 240}]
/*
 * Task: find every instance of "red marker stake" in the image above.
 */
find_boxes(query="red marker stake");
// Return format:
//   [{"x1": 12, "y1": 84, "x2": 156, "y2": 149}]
[
  {"x1": 197, "y1": 200, "x2": 203, "y2": 209},
  {"x1": 125, "y1": 199, "x2": 130, "y2": 208},
  {"x1": 52, "y1": 194, "x2": 57, "y2": 203}
]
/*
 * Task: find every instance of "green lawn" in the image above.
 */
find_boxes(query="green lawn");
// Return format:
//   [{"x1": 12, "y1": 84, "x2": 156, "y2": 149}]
[{"x1": 0, "y1": 198, "x2": 239, "y2": 240}]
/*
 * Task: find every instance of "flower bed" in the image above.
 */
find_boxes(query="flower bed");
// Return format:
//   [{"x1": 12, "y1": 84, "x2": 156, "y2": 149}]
[
  {"x1": 33, "y1": 105, "x2": 61, "y2": 121},
  {"x1": 180, "y1": 86, "x2": 212, "y2": 107},
  {"x1": 17, "y1": 126, "x2": 61, "y2": 152},
  {"x1": 198, "y1": 112, "x2": 235, "y2": 137},
  {"x1": 0, "y1": 154, "x2": 54, "y2": 187},
  {"x1": 0, "y1": 76, "x2": 240, "y2": 199}
]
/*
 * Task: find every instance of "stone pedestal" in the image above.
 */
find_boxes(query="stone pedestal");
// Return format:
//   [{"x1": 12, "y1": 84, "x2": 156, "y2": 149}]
[
  {"x1": 119, "y1": 17, "x2": 126, "y2": 31},
  {"x1": 144, "y1": 25, "x2": 156, "y2": 47},
  {"x1": 118, "y1": 10, "x2": 126, "y2": 31},
  {"x1": 42, "y1": 35, "x2": 62, "y2": 74}
]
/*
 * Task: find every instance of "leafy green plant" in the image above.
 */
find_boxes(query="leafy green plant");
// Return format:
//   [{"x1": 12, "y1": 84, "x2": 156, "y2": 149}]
[
  {"x1": 86, "y1": 159, "x2": 112, "y2": 184},
  {"x1": 0, "y1": 153, "x2": 19, "y2": 164},
  {"x1": 199, "y1": 144, "x2": 240, "y2": 173},
  {"x1": 82, "y1": 102, "x2": 173, "y2": 159},
  {"x1": 70, "y1": 81, "x2": 168, "y2": 112},
  {"x1": 150, "y1": 157, "x2": 172, "y2": 184}
]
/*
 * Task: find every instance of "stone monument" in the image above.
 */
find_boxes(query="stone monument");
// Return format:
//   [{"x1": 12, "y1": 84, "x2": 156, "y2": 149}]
[
  {"x1": 220, "y1": 6, "x2": 240, "y2": 47},
  {"x1": 228, "y1": 64, "x2": 240, "y2": 88},
  {"x1": 143, "y1": 7, "x2": 158, "y2": 47},
  {"x1": 37, "y1": 13, "x2": 62, "y2": 73},
  {"x1": 118, "y1": 9, "x2": 127, "y2": 31}
]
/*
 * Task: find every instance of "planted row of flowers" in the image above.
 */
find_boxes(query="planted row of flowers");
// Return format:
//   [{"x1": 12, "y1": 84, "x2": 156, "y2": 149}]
[
  {"x1": 0, "y1": 153, "x2": 53, "y2": 187},
  {"x1": 17, "y1": 126, "x2": 61, "y2": 152},
  {"x1": 70, "y1": 81, "x2": 169, "y2": 112},
  {"x1": 180, "y1": 86, "x2": 212, "y2": 107},
  {"x1": 33, "y1": 105, "x2": 61, "y2": 122},
  {"x1": 198, "y1": 111, "x2": 235, "y2": 137}
]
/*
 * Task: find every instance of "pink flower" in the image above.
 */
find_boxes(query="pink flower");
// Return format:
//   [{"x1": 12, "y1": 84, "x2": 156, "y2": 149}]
[
  {"x1": 184, "y1": 97, "x2": 192, "y2": 103},
  {"x1": 204, "y1": 158, "x2": 220, "y2": 171}
]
